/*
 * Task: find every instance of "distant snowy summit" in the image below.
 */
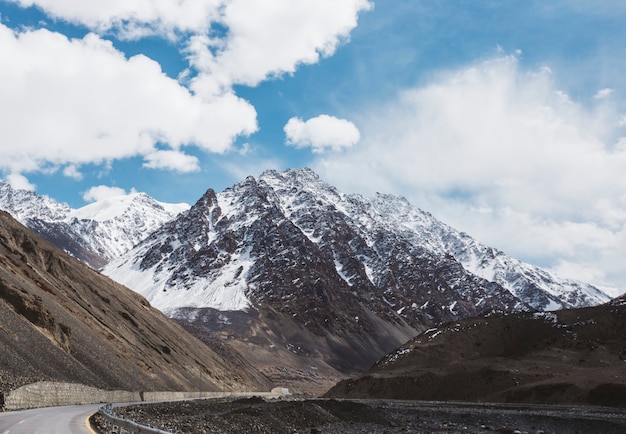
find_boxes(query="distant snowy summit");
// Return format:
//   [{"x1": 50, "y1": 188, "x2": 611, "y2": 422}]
[
  {"x1": 0, "y1": 182, "x2": 189, "y2": 268},
  {"x1": 103, "y1": 168, "x2": 610, "y2": 325},
  {"x1": 0, "y1": 181, "x2": 71, "y2": 223}
]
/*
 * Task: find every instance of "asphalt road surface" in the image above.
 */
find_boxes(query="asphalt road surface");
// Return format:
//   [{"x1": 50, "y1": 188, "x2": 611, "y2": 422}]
[{"x1": 0, "y1": 404, "x2": 100, "y2": 434}]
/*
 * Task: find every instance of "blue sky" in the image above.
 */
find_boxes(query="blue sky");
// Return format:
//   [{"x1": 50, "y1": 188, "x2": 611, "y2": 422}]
[{"x1": 1, "y1": 1, "x2": 626, "y2": 294}]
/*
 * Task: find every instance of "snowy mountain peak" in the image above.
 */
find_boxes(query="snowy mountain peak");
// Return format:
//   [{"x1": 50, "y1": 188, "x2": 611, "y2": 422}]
[
  {"x1": 70, "y1": 192, "x2": 189, "y2": 223},
  {"x1": 104, "y1": 168, "x2": 612, "y2": 336},
  {"x1": 260, "y1": 167, "x2": 320, "y2": 184},
  {"x1": 259, "y1": 167, "x2": 338, "y2": 197},
  {"x1": 66, "y1": 193, "x2": 191, "y2": 263},
  {"x1": 0, "y1": 181, "x2": 71, "y2": 223},
  {"x1": 0, "y1": 182, "x2": 189, "y2": 269}
]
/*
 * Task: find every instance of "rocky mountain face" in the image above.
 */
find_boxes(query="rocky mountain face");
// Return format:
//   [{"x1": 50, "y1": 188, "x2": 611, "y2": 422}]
[
  {"x1": 0, "y1": 182, "x2": 188, "y2": 269},
  {"x1": 326, "y1": 295, "x2": 626, "y2": 408},
  {"x1": 102, "y1": 168, "x2": 611, "y2": 392},
  {"x1": 0, "y1": 210, "x2": 272, "y2": 396},
  {"x1": 0, "y1": 182, "x2": 71, "y2": 223}
]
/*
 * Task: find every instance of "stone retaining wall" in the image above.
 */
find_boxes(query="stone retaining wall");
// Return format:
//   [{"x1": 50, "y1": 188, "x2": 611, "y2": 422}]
[
  {"x1": 2, "y1": 382, "x2": 289, "y2": 411},
  {"x1": 142, "y1": 388, "x2": 287, "y2": 402},
  {"x1": 2, "y1": 382, "x2": 135, "y2": 410}
]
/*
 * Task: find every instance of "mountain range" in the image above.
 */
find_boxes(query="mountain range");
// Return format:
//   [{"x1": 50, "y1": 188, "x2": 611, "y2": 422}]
[
  {"x1": 0, "y1": 168, "x2": 615, "y2": 393},
  {"x1": 102, "y1": 168, "x2": 609, "y2": 313},
  {"x1": 0, "y1": 182, "x2": 188, "y2": 269}
]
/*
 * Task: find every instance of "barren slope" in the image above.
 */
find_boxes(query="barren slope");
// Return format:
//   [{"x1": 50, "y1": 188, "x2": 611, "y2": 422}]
[
  {"x1": 0, "y1": 211, "x2": 272, "y2": 395},
  {"x1": 326, "y1": 296, "x2": 626, "y2": 407}
]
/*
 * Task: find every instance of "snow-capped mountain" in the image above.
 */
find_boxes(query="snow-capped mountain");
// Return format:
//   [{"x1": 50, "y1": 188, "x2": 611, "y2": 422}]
[
  {"x1": 101, "y1": 169, "x2": 507, "y2": 371},
  {"x1": 105, "y1": 169, "x2": 522, "y2": 321},
  {"x1": 0, "y1": 181, "x2": 71, "y2": 222},
  {"x1": 357, "y1": 193, "x2": 609, "y2": 310},
  {"x1": 2, "y1": 169, "x2": 611, "y2": 379},
  {"x1": 105, "y1": 168, "x2": 609, "y2": 316},
  {"x1": 65, "y1": 193, "x2": 190, "y2": 264},
  {"x1": 0, "y1": 181, "x2": 189, "y2": 268}
]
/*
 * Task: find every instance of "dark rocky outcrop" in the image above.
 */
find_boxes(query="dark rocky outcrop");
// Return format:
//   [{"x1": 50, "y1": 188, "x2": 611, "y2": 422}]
[{"x1": 326, "y1": 295, "x2": 626, "y2": 407}]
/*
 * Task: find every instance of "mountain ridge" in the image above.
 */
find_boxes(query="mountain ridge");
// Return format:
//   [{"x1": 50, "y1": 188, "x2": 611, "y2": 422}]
[
  {"x1": 105, "y1": 168, "x2": 610, "y2": 316},
  {"x1": 325, "y1": 294, "x2": 626, "y2": 408},
  {"x1": 0, "y1": 182, "x2": 189, "y2": 268}
]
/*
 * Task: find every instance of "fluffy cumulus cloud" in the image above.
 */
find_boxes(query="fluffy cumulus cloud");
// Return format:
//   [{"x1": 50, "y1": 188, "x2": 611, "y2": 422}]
[
  {"x1": 7, "y1": 0, "x2": 372, "y2": 95},
  {"x1": 0, "y1": 0, "x2": 371, "y2": 178},
  {"x1": 284, "y1": 115, "x2": 360, "y2": 153},
  {"x1": 314, "y1": 55, "x2": 626, "y2": 292},
  {"x1": 0, "y1": 24, "x2": 257, "y2": 174},
  {"x1": 82, "y1": 185, "x2": 136, "y2": 202},
  {"x1": 187, "y1": 0, "x2": 373, "y2": 95},
  {"x1": 62, "y1": 165, "x2": 82, "y2": 180}
]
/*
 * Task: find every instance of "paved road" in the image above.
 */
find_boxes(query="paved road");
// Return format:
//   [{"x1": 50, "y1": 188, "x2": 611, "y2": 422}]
[{"x1": 0, "y1": 404, "x2": 100, "y2": 434}]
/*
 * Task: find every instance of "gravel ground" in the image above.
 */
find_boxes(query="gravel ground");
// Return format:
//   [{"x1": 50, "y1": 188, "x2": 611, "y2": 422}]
[{"x1": 91, "y1": 396, "x2": 626, "y2": 434}]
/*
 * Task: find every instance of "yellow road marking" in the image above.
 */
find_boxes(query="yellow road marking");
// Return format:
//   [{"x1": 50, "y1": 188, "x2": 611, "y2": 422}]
[{"x1": 85, "y1": 413, "x2": 98, "y2": 434}]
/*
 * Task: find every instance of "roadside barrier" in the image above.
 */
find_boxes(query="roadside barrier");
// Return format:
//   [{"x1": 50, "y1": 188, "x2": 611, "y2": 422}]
[
  {"x1": 98, "y1": 403, "x2": 172, "y2": 434},
  {"x1": 94, "y1": 388, "x2": 290, "y2": 433}
]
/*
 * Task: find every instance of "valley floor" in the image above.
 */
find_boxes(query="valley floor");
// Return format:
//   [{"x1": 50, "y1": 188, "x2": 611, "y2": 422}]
[{"x1": 92, "y1": 396, "x2": 626, "y2": 434}]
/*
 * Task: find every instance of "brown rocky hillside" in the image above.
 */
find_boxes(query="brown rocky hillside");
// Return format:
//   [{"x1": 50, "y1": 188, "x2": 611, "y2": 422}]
[
  {"x1": 0, "y1": 210, "x2": 272, "y2": 396},
  {"x1": 326, "y1": 296, "x2": 626, "y2": 407}
]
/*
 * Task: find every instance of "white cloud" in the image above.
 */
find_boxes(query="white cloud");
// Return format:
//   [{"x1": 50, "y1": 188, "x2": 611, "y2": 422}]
[
  {"x1": 62, "y1": 165, "x2": 82, "y2": 180},
  {"x1": 8, "y1": 0, "x2": 372, "y2": 96},
  {"x1": 5, "y1": 173, "x2": 36, "y2": 191},
  {"x1": 186, "y1": 0, "x2": 372, "y2": 95},
  {"x1": 1, "y1": 1, "x2": 371, "y2": 179},
  {"x1": 143, "y1": 150, "x2": 200, "y2": 172},
  {"x1": 82, "y1": 185, "x2": 136, "y2": 202},
  {"x1": 593, "y1": 88, "x2": 614, "y2": 99},
  {"x1": 0, "y1": 24, "x2": 257, "y2": 174},
  {"x1": 284, "y1": 115, "x2": 360, "y2": 153},
  {"x1": 7, "y1": 0, "x2": 223, "y2": 39},
  {"x1": 314, "y1": 55, "x2": 626, "y2": 291},
  {"x1": 237, "y1": 143, "x2": 252, "y2": 156}
]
